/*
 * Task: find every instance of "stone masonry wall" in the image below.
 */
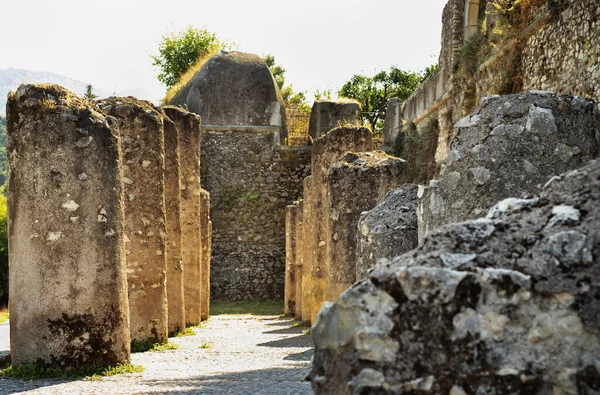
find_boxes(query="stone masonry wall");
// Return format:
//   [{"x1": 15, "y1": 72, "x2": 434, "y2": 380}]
[{"x1": 201, "y1": 128, "x2": 310, "y2": 300}]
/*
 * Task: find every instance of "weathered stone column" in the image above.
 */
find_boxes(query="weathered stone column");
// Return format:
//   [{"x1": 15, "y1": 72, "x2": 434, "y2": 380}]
[
  {"x1": 325, "y1": 152, "x2": 405, "y2": 302},
  {"x1": 301, "y1": 176, "x2": 314, "y2": 322},
  {"x1": 7, "y1": 84, "x2": 130, "y2": 367},
  {"x1": 163, "y1": 115, "x2": 185, "y2": 334},
  {"x1": 308, "y1": 100, "x2": 362, "y2": 140},
  {"x1": 284, "y1": 203, "x2": 298, "y2": 315},
  {"x1": 294, "y1": 199, "x2": 304, "y2": 318},
  {"x1": 310, "y1": 127, "x2": 373, "y2": 323},
  {"x1": 199, "y1": 188, "x2": 211, "y2": 321},
  {"x1": 98, "y1": 97, "x2": 168, "y2": 344},
  {"x1": 163, "y1": 107, "x2": 202, "y2": 326}
]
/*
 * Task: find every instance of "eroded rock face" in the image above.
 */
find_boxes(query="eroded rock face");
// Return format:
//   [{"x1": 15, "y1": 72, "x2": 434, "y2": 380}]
[
  {"x1": 311, "y1": 159, "x2": 600, "y2": 394},
  {"x1": 356, "y1": 184, "x2": 418, "y2": 281},
  {"x1": 419, "y1": 92, "x2": 600, "y2": 244},
  {"x1": 7, "y1": 84, "x2": 130, "y2": 367}
]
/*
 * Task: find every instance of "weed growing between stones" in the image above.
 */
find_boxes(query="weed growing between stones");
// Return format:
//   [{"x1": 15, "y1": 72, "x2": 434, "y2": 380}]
[
  {"x1": 0, "y1": 363, "x2": 144, "y2": 381},
  {"x1": 302, "y1": 328, "x2": 311, "y2": 336},
  {"x1": 171, "y1": 327, "x2": 196, "y2": 337},
  {"x1": 198, "y1": 340, "x2": 213, "y2": 349},
  {"x1": 292, "y1": 320, "x2": 311, "y2": 328},
  {"x1": 131, "y1": 340, "x2": 179, "y2": 353}
]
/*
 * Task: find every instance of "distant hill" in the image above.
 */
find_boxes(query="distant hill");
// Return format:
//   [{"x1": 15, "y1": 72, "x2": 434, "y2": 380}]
[{"x1": 0, "y1": 68, "x2": 152, "y2": 115}]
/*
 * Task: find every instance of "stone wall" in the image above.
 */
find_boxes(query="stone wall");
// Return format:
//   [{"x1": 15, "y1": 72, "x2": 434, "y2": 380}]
[
  {"x1": 308, "y1": 100, "x2": 362, "y2": 140},
  {"x1": 201, "y1": 127, "x2": 310, "y2": 300},
  {"x1": 397, "y1": 0, "x2": 600, "y2": 170}
]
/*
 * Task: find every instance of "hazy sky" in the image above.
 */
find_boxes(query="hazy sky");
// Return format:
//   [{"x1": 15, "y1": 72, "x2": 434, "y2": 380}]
[{"x1": 0, "y1": 0, "x2": 448, "y2": 103}]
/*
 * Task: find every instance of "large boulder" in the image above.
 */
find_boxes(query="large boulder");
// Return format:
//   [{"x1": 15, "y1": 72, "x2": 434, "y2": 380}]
[
  {"x1": 418, "y1": 91, "x2": 600, "y2": 244},
  {"x1": 311, "y1": 159, "x2": 600, "y2": 394},
  {"x1": 168, "y1": 51, "x2": 288, "y2": 141},
  {"x1": 355, "y1": 184, "x2": 418, "y2": 281}
]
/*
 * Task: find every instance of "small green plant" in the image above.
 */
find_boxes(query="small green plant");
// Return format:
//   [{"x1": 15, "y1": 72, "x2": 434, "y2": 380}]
[
  {"x1": 302, "y1": 328, "x2": 311, "y2": 335},
  {"x1": 0, "y1": 306, "x2": 8, "y2": 324},
  {"x1": 171, "y1": 327, "x2": 196, "y2": 337},
  {"x1": 198, "y1": 340, "x2": 213, "y2": 349},
  {"x1": 292, "y1": 320, "x2": 311, "y2": 328},
  {"x1": 0, "y1": 363, "x2": 144, "y2": 381},
  {"x1": 131, "y1": 340, "x2": 179, "y2": 353}
]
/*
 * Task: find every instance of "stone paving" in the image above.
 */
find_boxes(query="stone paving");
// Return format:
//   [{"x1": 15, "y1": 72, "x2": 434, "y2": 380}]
[{"x1": 0, "y1": 314, "x2": 314, "y2": 394}]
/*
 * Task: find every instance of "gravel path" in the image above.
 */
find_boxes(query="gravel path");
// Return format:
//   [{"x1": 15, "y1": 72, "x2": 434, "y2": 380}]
[{"x1": 0, "y1": 314, "x2": 313, "y2": 394}]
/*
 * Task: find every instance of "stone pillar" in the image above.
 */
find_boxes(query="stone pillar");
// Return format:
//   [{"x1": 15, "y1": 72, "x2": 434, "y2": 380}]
[
  {"x1": 163, "y1": 116, "x2": 185, "y2": 334},
  {"x1": 98, "y1": 97, "x2": 168, "y2": 344},
  {"x1": 310, "y1": 127, "x2": 373, "y2": 323},
  {"x1": 199, "y1": 188, "x2": 211, "y2": 321},
  {"x1": 356, "y1": 184, "x2": 418, "y2": 281},
  {"x1": 294, "y1": 200, "x2": 304, "y2": 318},
  {"x1": 381, "y1": 98, "x2": 402, "y2": 152},
  {"x1": 163, "y1": 107, "x2": 202, "y2": 326},
  {"x1": 301, "y1": 176, "x2": 314, "y2": 322},
  {"x1": 308, "y1": 100, "x2": 362, "y2": 140},
  {"x1": 284, "y1": 203, "x2": 298, "y2": 315},
  {"x1": 325, "y1": 152, "x2": 405, "y2": 302},
  {"x1": 7, "y1": 84, "x2": 130, "y2": 367}
]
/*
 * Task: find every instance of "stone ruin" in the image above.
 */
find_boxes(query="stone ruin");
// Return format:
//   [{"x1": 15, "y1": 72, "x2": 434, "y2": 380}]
[
  {"x1": 308, "y1": 99, "x2": 362, "y2": 140},
  {"x1": 418, "y1": 92, "x2": 600, "y2": 243},
  {"x1": 170, "y1": 51, "x2": 311, "y2": 301},
  {"x1": 6, "y1": 84, "x2": 211, "y2": 368},
  {"x1": 311, "y1": 159, "x2": 600, "y2": 394}
]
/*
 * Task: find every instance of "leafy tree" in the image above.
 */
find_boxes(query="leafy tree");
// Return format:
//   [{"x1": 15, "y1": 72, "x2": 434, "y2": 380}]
[
  {"x1": 152, "y1": 26, "x2": 232, "y2": 88},
  {"x1": 84, "y1": 84, "x2": 97, "y2": 100},
  {"x1": 263, "y1": 55, "x2": 308, "y2": 111},
  {"x1": 338, "y1": 66, "x2": 425, "y2": 132}
]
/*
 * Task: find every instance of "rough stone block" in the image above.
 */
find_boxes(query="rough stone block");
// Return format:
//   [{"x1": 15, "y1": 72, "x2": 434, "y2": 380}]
[
  {"x1": 325, "y1": 152, "x2": 406, "y2": 302},
  {"x1": 7, "y1": 84, "x2": 130, "y2": 367},
  {"x1": 163, "y1": 106, "x2": 202, "y2": 326},
  {"x1": 163, "y1": 115, "x2": 185, "y2": 334},
  {"x1": 308, "y1": 100, "x2": 362, "y2": 140},
  {"x1": 285, "y1": 203, "x2": 298, "y2": 314},
  {"x1": 419, "y1": 92, "x2": 600, "y2": 244},
  {"x1": 98, "y1": 97, "x2": 168, "y2": 344},
  {"x1": 309, "y1": 127, "x2": 373, "y2": 323},
  {"x1": 311, "y1": 159, "x2": 600, "y2": 394},
  {"x1": 356, "y1": 184, "x2": 418, "y2": 281},
  {"x1": 200, "y1": 188, "x2": 211, "y2": 321}
]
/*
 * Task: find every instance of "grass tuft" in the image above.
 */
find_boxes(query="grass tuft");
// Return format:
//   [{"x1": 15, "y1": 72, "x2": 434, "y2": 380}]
[
  {"x1": 302, "y1": 328, "x2": 311, "y2": 335},
  {"x1": 0, "y1": 363, "x2": 144, "y2": 381},
  {"x1": 198, "y1": 340, "x2": 213, "y2": 349},
  {"x1": 131, "y1": 340, "x2": 179, "y2": 353},
  {"x1": 171, "y1": 327, "x2": 196, "y2": 337},
  {"x1": 292, "y1": 320, "x2": 311, "y2": 328}
]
